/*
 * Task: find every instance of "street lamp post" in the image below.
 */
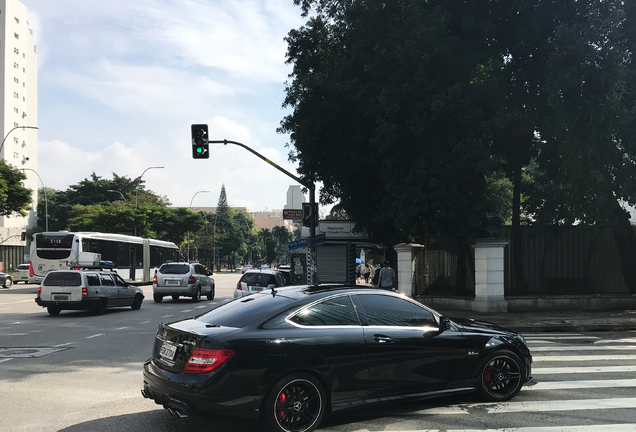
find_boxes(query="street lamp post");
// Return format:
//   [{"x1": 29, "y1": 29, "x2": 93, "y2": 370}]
[
  {"x1": 0, "y1": 126, "x2": 38, "y2": 155},
  {"x1": 20, "y1": 168, "x2": 47, "y2": 232},
  {"x1": 188, "y1": 190, "x2": 210, "y2": 262},
  {"x1": 106, "y1": 189, "x2": 125, "y2": 201},
  {"x1": 135, "y1": 166, "x2": 164, "y2": 209}
]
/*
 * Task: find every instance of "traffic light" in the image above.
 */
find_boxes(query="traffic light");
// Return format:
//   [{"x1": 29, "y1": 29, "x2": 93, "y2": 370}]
[
  {"x1": 302, "y1": 202, "x2": 318, "y2": 227},
  {"x1": 20, "y1": 232, "x2": 26, "y2": 241},
  {"x1": 191, "y1": 124, "x2": 209, "y2": 159}
]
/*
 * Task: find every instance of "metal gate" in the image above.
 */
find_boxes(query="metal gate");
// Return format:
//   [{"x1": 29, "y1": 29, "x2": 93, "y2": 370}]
[{"x1": 316, "y1": 245, "x2": 347, "y2": 283}]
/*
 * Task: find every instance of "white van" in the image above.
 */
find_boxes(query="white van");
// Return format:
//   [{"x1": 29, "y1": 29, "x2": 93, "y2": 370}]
[{"x1": 12, "y1": 264, "x2": 30, "y2": 283}]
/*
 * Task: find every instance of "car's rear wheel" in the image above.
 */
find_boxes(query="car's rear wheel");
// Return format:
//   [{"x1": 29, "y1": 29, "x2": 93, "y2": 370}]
[
  {"x1": 153, "y1": 294, "x2": 163, "y2": 303},
  {"x1": 262, "y1": 373, "x2": 327, "y2": 432},
  {"x1": 478, "y1": 349, "x2": 524, "y2": 401},
  {"x1": 47, "y1": 307, "x2": 60, "y2": 316},
  {"x1": 3, "y1": 277, "x2": 12, "y2": 288},
  {"x1": 172, "y1": 295, "x2": 179, "y2": 301},
  {"x1": 95, "y1": 298, "x2": 108, "y2": 315},
  {"x1": 131, "y1": 294, "x2": 143, "y2": 310},
  {"x1": 192, "y1": 287, "x2": 201, "y2": 303},
  {"x1": 206, "y1": 285, "x2": 215, "y2": 301}
]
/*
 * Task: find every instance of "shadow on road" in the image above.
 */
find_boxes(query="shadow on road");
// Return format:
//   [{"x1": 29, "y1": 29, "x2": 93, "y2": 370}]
[{"x1": 0, "y1": 286, "x2": 38, "y2": 295}]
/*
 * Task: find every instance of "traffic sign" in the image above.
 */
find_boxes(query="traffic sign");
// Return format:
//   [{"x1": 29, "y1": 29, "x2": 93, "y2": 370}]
[
  {"x1": 288, "y1": 239, "x2": 308, "y2": 250},
  {"x1": 283, "y1": 209, "x2": 303, "y2": 220},
  {"x1": 308, "y1": 233, "x2": 327, "y2": 247}
]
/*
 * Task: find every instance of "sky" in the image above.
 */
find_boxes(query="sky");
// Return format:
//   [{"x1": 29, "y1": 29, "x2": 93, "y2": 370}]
[{"x1": 22, "y1": 0, "x2": 312, "y2": 211}]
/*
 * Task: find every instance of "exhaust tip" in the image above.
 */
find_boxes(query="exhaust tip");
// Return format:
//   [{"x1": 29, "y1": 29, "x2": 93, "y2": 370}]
[
  {"x1": 141, "y1": 389, "x2": 149, "y2": 399},
  {"x1": 166, "y1": 408, "x2": 177, "y2": 417},
  {"x1": 175, "y1": 410, "x2": 189, "y2": 419}
]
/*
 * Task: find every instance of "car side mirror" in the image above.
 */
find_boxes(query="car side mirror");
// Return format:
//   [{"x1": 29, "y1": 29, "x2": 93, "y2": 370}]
[
  {"x1": 207, "y1": 270, "x2": 213, "y2": 276},
  {"x1": 424, "y1": 316, "x2": 449, "y2": 339}
]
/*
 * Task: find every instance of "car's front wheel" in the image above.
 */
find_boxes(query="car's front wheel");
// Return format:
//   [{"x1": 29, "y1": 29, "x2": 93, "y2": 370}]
[
  {"x1": 262, "y1": 373, "x2": 327, "y2": 432},
  {"x1": 478, "y1": 349, "x2": 524, "y2": 401},
  {"x1": 192, "y1": 287, "x2": 201, "y2": 303},
  {"x1": 3, "y1": 277, "x2": 12, "y2": 288},
  {"x1": 95, "y1": 298, "x2": 108, "y2": 315},
  {"x1": 131, "y1": 294, "x2": 143, "y2": 310},
  {"x1": 206, "y1": 285, "x2": 215, "y2": 301}
]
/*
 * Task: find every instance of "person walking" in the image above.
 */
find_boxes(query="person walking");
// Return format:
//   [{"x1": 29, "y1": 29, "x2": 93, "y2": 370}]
[
  {"x1": 363, "y1": 263, "x2": 372, "y2": 284},
  {"x1": 378, "y1": 260, "x2": 396, "y2": 291}
]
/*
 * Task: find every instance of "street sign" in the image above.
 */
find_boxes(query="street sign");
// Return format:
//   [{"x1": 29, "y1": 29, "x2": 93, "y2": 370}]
[
  {"x1": 288, "y1": 239, "x2": 308, "y2": 250},
  {"x1": 283, "y1": 209, "x2": 303, "y2": 220},
  {"x1": 308, "y1": 233, "x2": 327, "y2": 247}
]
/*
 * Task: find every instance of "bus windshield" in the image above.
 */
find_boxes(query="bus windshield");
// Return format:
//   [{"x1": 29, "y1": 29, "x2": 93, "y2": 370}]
[{"x1": 35, "y1": 234, "x2": 75, "y2": 260}]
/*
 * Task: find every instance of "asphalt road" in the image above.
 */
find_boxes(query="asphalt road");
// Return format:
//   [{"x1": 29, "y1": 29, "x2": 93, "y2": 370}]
[{"x1": 1, "y1": 275, "x2": 636, "y2": 431}]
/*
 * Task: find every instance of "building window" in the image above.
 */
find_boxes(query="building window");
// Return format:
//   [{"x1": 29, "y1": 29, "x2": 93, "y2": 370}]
[
  {"x1": 14, "y1": 17, "x2": 19, "y2": 24},
  {"x1": 14, "y1": 92, "x2": 18, "y2": 98},
  {"x1": 14, "y1": 108, "x2": 18, "y2": 114},
  {"x1": 14, "y1": 32, "x2": 19, "y2": 39},
  {"x1": 23, "y1": 97, "x2": 25, "y2": 101},
  {"x1": 23, "y1": 68, "x2": 25, "y2": 72},
  {"x1": 22, "y1": 141, "x2": 26, "y2": 148},
  {"x1": 14, "y1": 62, "x2": 18, "y2": 69},
  {"x1": 14, "y1": 122, "x2": 18, "y2": 128},
  {"x1": 13, "y1": 137, "x2": 18, "y2": 143},
  {"x1": 13, "y1": 152, "x2": 18, "y2": 159},
  {"x1": 14, "y1": 47, "x2": 18, "y2": 54},
  {"x1": 14, "y1": 77, "x2": 18, "y2": 83}
]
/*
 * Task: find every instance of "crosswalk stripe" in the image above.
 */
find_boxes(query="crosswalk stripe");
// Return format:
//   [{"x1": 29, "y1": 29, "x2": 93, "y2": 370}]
[
  {"x1": 527, "y1": 340, "x2": 556, "y2": 344},
  {"x1": 531, "y1": 345, "x2": 636, "y2": 352},
  {"x1": 533, "y1": 354, "x2": 636, "y2": 361},
  {"x1": 525, "y1": 336, "x2": 599, "y2": 340},
  {"x1": 522, "y1": 333, "x2": 582, "y2": 337},
  {"x1": 524, "y1": 378, "x2": 636, "y2": 390},
  {"x1": 411, "y1": 397, "x2": 636, "y2": 415},
  {"x1": 357, "y1": 425, "x2": 636, "y2": 432},
  {"x1": 533, "y1": 365, "x2": 636, "y2": 374}
]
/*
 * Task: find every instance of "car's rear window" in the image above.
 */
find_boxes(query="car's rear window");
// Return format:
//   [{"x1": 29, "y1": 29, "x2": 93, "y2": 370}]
[
  {"x1": 17, "y1": 265, "x2": 29, "y2": 270},
  {"x1": 159, "y1": 264, "x2": 190, "y2": 274},
  {"x1": 42, "y1": 272, "x2": 82, "y2": 287},
  {"x1": 241, "y1": 273, "x2": 276, "y2": 286},
  {"x1": 196, "y1": 294, "x2": 295, "y2": 328}
]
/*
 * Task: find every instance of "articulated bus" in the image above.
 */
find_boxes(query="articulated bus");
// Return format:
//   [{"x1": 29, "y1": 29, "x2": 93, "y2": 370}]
[{"x1": 29, "y1": 231, "x2": 180, "y2": 284}]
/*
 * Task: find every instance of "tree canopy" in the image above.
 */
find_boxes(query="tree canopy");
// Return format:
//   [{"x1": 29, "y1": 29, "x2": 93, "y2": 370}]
[{"x1": 0, "y1": 161, "x2": 32, "y2": 217}]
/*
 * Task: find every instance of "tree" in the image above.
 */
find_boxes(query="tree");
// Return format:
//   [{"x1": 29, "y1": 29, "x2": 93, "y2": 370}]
[{"x1": 0, "y1": 161, "x2": 32, "y2": 217}]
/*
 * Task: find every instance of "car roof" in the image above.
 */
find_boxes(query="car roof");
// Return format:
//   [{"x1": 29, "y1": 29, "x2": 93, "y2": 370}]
[
  {"x1": 253, "y1": 284, "x2": 388, "y2": 302},
  {"x1": 242, "y1": 269, "x2": 282, "y2": 275}
]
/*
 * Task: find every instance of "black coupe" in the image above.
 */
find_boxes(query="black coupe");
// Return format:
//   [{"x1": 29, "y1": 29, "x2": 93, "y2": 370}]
[{"x1": 142, "y1": 285, "x2": 532, "y2": 432}]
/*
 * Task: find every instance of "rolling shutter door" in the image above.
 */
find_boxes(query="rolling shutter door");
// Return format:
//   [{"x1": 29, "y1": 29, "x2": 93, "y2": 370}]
[{"x1": 316, "y1": 246, "x2": 347, "y2": 283}]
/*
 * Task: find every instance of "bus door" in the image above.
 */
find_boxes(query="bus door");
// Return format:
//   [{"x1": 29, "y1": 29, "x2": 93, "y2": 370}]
[{"x1": 129, "y1": 247, "x2": 136, "y2": 281}]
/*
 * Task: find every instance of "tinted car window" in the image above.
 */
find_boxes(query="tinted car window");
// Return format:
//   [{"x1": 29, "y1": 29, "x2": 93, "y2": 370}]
[
  {"x1": 42, "y1": 272, "x2": 81, "y2": 287},
  {"x1": 241, "y1": 273, "x2": 276, "y2": 286},
  {"x1": 290, "y1": 295, "x2": 359, "y2": 326},
  {"x1": 197, "y1": 294, "x2": 295, "y2": 328},
  {"x1": 86, "y1": 274, "x2": 101, "y2": 286},
  {"x1": 17, "y1": 265, "x2": 29, "y2": 270},
  {"x1": 99, "y1": 274, "x2": 115, "y2": 286},
  {"x1": 113, "y1": 274, "x2": 128, "y2": 287},
  {"x1": 159, "y1": 264, "x2": 190, "y2": 274},
  {"x1": 356, "y1": 294, "x2": 437, "y2": 327}
]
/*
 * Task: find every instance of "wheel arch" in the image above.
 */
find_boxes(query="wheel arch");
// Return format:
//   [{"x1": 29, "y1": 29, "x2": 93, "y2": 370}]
[{"x1": 259, "y1": 368, "x2": 333, "y2": 416}]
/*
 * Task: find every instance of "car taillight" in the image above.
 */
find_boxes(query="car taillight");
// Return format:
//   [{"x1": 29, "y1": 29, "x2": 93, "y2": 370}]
[
  {"x1": 71, "y1": 267, "x2": 80, "y2": 271},
  {"x1": 29, "y1": 262, "x2": 34, "y2": 277},
  {"x1": 152, "y1": 274, "x2": 157, "y2": 284},
  {"x1": 183, "y1": 349, "x2": 234, "y2": 374},
  {"x1": 37, "y1": 286, "x2": 41, "y2": 297},
  {"x1": 236, "y1": 281, "x2": 242, "y2": 290},
  {"x1": 188, "y1": 275, "x2": 196, "y2": 284},
  {"x1": 82, "y1": 287, "x2": 88, "y2": 296}
]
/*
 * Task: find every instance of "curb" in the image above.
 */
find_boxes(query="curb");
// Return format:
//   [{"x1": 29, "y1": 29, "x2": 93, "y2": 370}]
[{"x1": 498, "y1": 323, "x2": 636, "y2": 333}]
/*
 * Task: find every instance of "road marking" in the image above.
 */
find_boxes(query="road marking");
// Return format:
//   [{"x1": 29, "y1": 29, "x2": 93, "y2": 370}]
[
  {"x1": 86, "y1": 334, "x2": 104, "y2": 339},
  {"x1": 0, "y1": 333, "x2": 28, "y2": 336},
  {"x1": 525, "y1": 336, "x2": 599, "y2": 340},
  {"x1": 140, "y1": 320, "x2": 150, "y2": 324},
  {"x1": 363, "y1": 424, "x2": 636, "y2": 432},
  {"x1": 53, "y1": 343, "x2": 73, "y2": 347},
  {"x1": 0, "y1": 358, "x2": 13, "y2": 363},
  {"x1": 411, "y1": 397, "x2": 636, "y2": 415},
  {"x1": 195, "y1": 305, "x2": 206, "y2": 309},
  {"x1": 522, "y1": 333, "x2": 582, "y2": 337},
  {"x1": 533, "y1": 365, "x2": 636, "y2": 374},
  {"x1": 531, "y1": 345, "x2": 636, "y2": 352},
  {"x1": 116, "y1": 327, "x2": 129, "y2": 330},
  {"x1": 0, "y1": 300, "x2": 35, "y2": 306},
  {"x1": 160, "y1": 315, "x2": 174, "y2": 319},
  {"x1": 594, "y1": 338, "x2": 636, "y2": 344},
  {"x1": 525, "y1": 378, "x2": 636, "y2": 391},
  {"x1": 526, "y1": 340, "x2": 556, "y2": 344},
  {"x1": 181, "y1": 309, "x2": 193, "y2": 313},
  {"x1": 534, "y1": 354, "x2": 636, "y2": 361}
]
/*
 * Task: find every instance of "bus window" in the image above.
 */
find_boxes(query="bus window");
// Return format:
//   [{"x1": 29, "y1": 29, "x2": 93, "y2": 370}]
[{"x1": 35, "y1": 234, "x2": 75, "y2": 260}]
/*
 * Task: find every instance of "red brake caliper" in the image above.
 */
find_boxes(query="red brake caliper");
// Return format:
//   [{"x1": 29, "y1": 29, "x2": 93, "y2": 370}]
[
  {"x1": 484, "y1": 369, "x2": 492, "y2": 386},
  {"x1": 277, "y1": 392, "x2": 286, "y2": 419}
]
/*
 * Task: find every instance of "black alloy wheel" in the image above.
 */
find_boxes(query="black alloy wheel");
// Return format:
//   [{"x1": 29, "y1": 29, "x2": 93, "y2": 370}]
[
  {"x1": 131, "y1": 294, "x2": 143, "y2": 310},
  {"x1": 95, "y1": 298, "x2": 108, "y2": 315},
  {"x1": 172, "y1": 295, "x2": 179, "y2": 301},
  {"x1": 3, "y1": 277, "x2": 12, "y2": 288},
  {"x1": 192, "y1": 287, "x2": 201, "y2": 303},
  {"x1": 153, "y1": 294, "x2": 163, "y2": 303},
  {"x1": 206, "y1": 285, "x2": 215, "y2": 301},
  {"x1": 263, "y1": 373, "x2": 326, "y2": 432},
  {"x1": 478, "y1": 349, "x2": 524, "y2": 401},
  {"x1": 47, "y1": 307, "x2": 60, "y2": 316}
]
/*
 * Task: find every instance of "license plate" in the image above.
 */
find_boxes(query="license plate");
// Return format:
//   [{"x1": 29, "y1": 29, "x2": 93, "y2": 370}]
[
  {"x1": 251, "y1": 286, "x2": 263, "y2": 292},
  {"x1": 53, "y1": 294, "x2": 69, "y2": 301},
  {"x1": 159, "y1": 341, "x2": 177, "y2": 361},
  {"x1": 166, "y1": 280, "x2": 180, "y2": 286}
]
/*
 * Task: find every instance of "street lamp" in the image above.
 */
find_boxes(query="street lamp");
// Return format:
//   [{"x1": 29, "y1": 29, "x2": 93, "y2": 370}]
[
  {"x1": 188, "y1": 190, "x2": 210, "y2": 261},
  {"x1": 106, "y1": 190, "x2": 125, "y2": 201},
  {"x1": 135, "y1": 166, "x2": 164, "y2": 208},
  {"x1": 20, "y1": 168, "x2": 47, "y2": 232},
  {"x1": 0, "y1": 126, "x2": 38, "y2": 155}
]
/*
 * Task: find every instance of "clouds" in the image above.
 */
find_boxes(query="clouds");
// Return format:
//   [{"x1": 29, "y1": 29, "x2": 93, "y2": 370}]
[{"x1": 23, "y1": 0, "x2": 311, "y2": 211}]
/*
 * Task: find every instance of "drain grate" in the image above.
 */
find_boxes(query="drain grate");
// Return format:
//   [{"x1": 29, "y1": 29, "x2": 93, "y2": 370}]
[{"x1": 0, "y1": 347, "x2": 71, "y2": 358}]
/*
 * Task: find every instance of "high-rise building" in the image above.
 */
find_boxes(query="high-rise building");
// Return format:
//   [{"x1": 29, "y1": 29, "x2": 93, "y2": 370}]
[
  {"x1": 285, "y1": 185, "x2": 304, "y2": 210},
  {"x1": 0, "y1": 0, "x2": 38, "y2": 266}
]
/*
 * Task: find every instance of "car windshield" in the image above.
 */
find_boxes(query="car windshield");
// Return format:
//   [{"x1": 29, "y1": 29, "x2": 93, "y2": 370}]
[
  {"x1": 42, "y1": 272, "x2": 82, "y2": 287},
  {"x1": 241, "y1": 273, "x2": 275, "y2": 286},
  {"x1": 159, "y1": 264, "x2": 190, "y2": 274},
  {"x1": 196, "y1": 293, "x2": 295, "y2": 328}
]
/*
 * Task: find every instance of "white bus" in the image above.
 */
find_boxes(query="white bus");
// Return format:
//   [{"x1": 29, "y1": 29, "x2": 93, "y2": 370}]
[{"x1": 29, "y1": 231, "x2": 181, "y2": 284}]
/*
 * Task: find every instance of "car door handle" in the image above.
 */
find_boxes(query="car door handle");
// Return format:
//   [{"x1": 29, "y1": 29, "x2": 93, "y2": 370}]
[
  {"x1": 267, "y1": 338, "x2": 289, "y2": 345},
  {"x1": 374, "y1": 334, "x2": 393, "y2": 344}
]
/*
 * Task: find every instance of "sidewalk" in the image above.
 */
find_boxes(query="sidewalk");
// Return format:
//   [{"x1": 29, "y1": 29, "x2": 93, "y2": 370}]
[{"x1": 435, "y1": 308, "x2": 636, "y2": 333}]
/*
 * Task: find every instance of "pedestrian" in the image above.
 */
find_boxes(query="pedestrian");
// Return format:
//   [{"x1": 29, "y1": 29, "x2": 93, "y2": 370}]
[
  {"x1": 378, "y1": 260, "x2": 396, "y2": 291},
  {"x1": 372, "y1": 262, "x2": 383, "y2": 287},
  {"x1": 363, "y1": 262, "x2": 372, "y2": 284},
  {"x1": 356, "y1": 264, "x2": 361, "y2": 284}
]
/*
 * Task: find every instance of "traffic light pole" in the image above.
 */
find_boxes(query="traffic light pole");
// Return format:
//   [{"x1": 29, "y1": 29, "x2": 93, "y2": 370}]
[{"x1": 208, "y1": 139, "x2": 317, "y2": 282}]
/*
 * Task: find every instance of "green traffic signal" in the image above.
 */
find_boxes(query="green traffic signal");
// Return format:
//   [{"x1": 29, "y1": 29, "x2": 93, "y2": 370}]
[{"x1": 191, "y1": 124, "x2": 210, "y2": 159}]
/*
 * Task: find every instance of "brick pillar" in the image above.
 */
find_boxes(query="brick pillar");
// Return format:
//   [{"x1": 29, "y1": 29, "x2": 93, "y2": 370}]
[
  {"x1": 393, "y1": 243, "x2": 425, "y2": 297},
  {"x1": 473, "y1": 239, "x2": 508, "y2": 312}
]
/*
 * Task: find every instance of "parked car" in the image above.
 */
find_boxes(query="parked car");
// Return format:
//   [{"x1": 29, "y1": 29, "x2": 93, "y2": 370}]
[
  {"x1": 153, "y1": 262, "x2": 214, "y2": 303},
  {"x1": 276, "y1": 264, "x2": 293, "y2": 286},
  {"x1": 233, "y1": 269, "x2": 287, "y2": 299},
  {"x1": 0, "y1": 272, "x2": 13, "y2": 288},
  {"x1": 142, "y1": 286, "x2": 532, "y2": 432},
  {"x1": 12, "y1": 264, "x2": 30, "y2": 284},
  {"x1": 241, "y1": 265, "x2": 253, "y2": 273},
  {"x1": 35, "y1": 270, "x2": 144, "y2": 316}
]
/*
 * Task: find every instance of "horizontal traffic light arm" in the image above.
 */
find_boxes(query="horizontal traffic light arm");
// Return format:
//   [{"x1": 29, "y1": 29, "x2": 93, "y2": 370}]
[{"x1": 208, "y1": 139, "x2": 313, "y2": 190}]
